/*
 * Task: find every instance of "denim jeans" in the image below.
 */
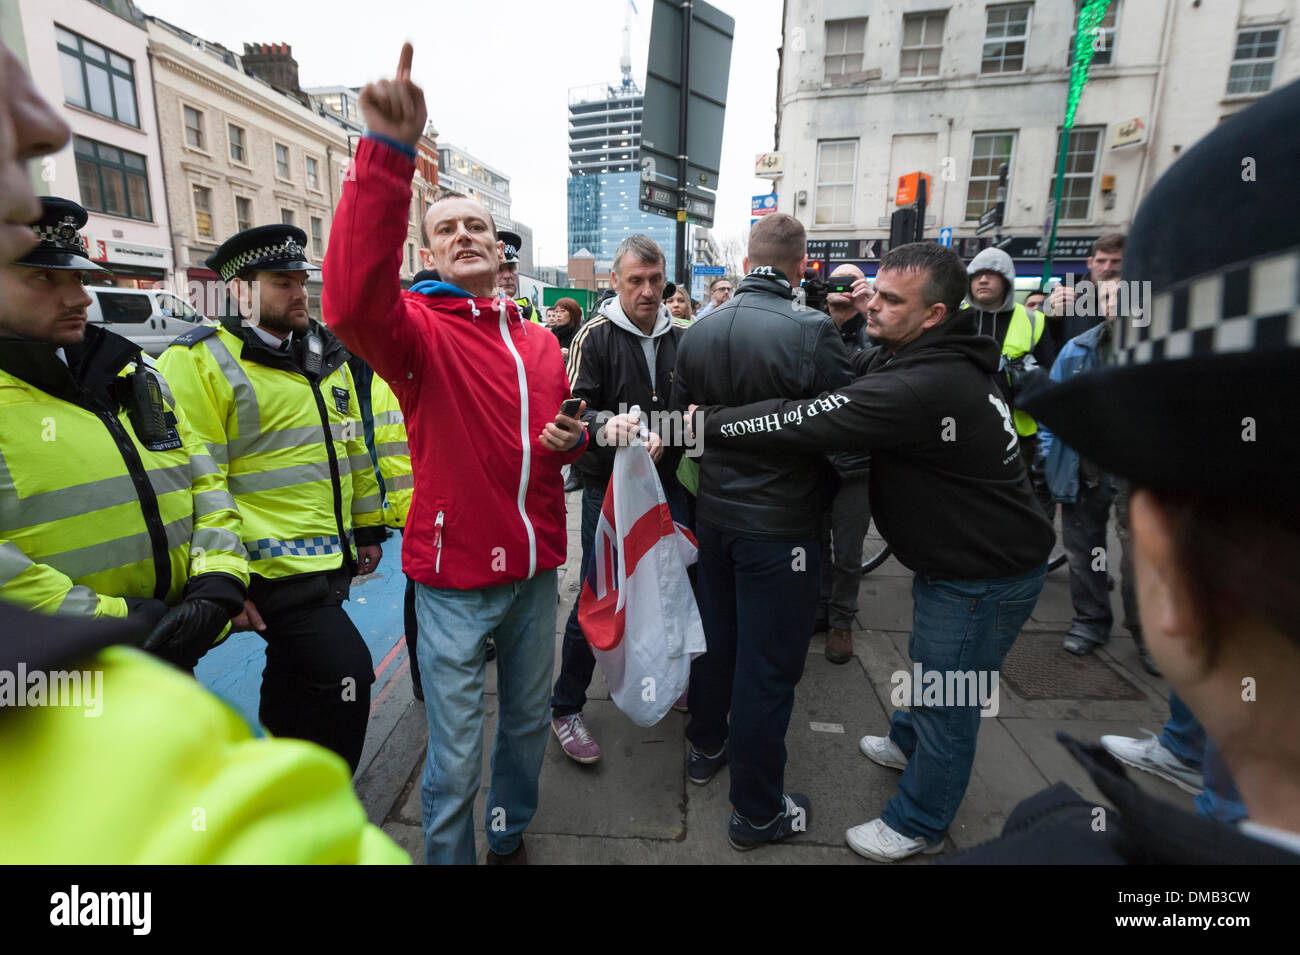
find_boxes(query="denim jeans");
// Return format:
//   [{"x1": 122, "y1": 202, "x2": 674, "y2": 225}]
[
  {"x1": 882, "y1": 563, "x2": 1047, "y2": 844},
  {"x1": 552, "y1": 476, "x2": 689, "y2": 717},
  {"x1": 550, "y1": 482, "x2": 606, "y2": 717},
  {"x1": 688, "y1": 522, "x2": 822, "y2": 822},
  {"x1": 414, "y1": 570, "x2": 557, "y2": 865},
  {"x1": 1159, "y1": 692, "x2": 1248, "y2": 824}
]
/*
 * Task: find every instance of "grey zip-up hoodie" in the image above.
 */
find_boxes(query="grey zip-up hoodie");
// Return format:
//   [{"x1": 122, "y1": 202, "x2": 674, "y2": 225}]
[
  {"x1": 965, "y1": 247, "x2": 1018, "y2": 339},
  {"x1": 599, "y1": 294, "x2": 676, "y2": 380}
]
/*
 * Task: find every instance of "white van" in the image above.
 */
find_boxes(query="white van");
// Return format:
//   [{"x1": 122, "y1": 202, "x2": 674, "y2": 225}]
[{"x1": 86, "y1": 287, "x2": 209, "y2": 357}]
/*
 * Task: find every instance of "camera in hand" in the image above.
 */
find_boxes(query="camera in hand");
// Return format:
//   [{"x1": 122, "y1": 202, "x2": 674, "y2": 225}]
[{"x1": 801, "y1": 272, "x2": 855, "y2": 314}]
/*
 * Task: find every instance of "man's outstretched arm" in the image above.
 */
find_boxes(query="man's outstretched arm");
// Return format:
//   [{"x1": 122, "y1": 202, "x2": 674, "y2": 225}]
[{"x1": 322, "y1": 44, "x2": 428, "y2": 385}]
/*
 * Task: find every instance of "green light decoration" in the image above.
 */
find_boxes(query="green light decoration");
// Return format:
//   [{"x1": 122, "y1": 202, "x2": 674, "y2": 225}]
[{"x1": 1043, "y1": 0, "x2": 1113, "y2": 286}]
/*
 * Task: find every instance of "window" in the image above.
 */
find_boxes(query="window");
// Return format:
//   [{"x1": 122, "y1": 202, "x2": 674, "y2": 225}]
[
  {"x1": 824, "y1": 18, "x2": 867, "y2": 79},
  {"x1": 1227, "y1": 28, "x2": 1282, "y2": 96},
  {"x1": 183, "y1": 106, "x2": 205, "y2": 150},
  {"x1": 981, "y1": 4, "x2": 1032, "y2": 75},
  {"x1": 814, "y1": 140, "x2": 856, "y2": 226},
  {"x1": 965, "y1": 132, "x2": 1016, "y2": 221},
  {"x1": 901, "y1": 12, "x2": 946, "y2": 79},
  {"x1": 155, "y1": 292, "x2": 204, "y2": 323},
  {"x1": 228, "y1": 124, "x2": 246, "y2": 164},
  {"x1": 56, "y1": 26, "x2": 138, "y2": 127},
  {"x1": 192, "y1": 185, "x2": 213, "y2": 238},
  {"x1": 1047, "y1": 127, "x2": 1103, "y2": 221},
  {"x1": 407, "y1": 243, "x2": 415, "y2": 274},
  {"x1": 306, "y1": 156, "x2": 320, "y2": 191},
  {"x1": 280, "y1": 208, "x2": 295, "y2": 226},
  {"x1": 275, "y1": 143, "x2": 291, "y2": 180},
  {"x1": 94, "y1": 292, "x2": 152, "y2": 324},
  {"x1": 74, "y1": 136, "x2": 152, "y2": 221},
  {"x1": 235, "y1": 196, "x2": 252, "y2": 232},
  {"x1": 1069, "y1": 0, "x2": 1119, "y2": 67},
  {"x1": 311, "y1": 216, "x2": 324, "y2": 258}
]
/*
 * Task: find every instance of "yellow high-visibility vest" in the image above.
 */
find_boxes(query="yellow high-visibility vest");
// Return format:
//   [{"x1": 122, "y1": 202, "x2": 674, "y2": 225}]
[
  {"x1": 0, "y1": 645, "x2": 409, "y2": 864},
  {"x1": 157, "y1": 321, "x2": 383, "y2": 579},
  {"x1": 1000, "y1": 302, "x2": 1045, "y2": 437},
  {"x1": 0, "y1": 337, "x2": 246, "y2": 617},
  {"x1": 369, "y1": 374, "x2": 412, "y2": 529}
]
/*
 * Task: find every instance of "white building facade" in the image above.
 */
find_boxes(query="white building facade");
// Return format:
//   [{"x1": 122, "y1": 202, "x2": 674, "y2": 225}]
[
  {"x1": 6, "y1": 0, "x2": 174, "y2": 286},
  {"x1": 776, "y1": 0, "x2": 1300, "y2": 276}
]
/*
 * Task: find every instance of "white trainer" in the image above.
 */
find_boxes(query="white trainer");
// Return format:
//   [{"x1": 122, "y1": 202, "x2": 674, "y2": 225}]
[
  {"x1": 846, "y1": 818, "x2": 945, "y2": 862},
  {"x1": 859, "y1": 734, "x2": 908, "y2": 771},
  {"x1": 1100, "y1": 731, "x2": 1204, "y2": 795}
]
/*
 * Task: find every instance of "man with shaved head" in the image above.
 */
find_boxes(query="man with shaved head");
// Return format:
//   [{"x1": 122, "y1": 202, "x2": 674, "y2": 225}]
[
  {"x1": 816, "y1": 263, "x2": 874, "y2": 665},
  {"x1": 671, "y1": 213, "x2": 853, "y2": 850}
]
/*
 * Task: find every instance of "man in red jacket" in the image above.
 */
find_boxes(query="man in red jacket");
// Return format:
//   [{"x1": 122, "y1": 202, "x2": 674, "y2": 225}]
[{"x1": 323, "y1": 44, "x2": 587, "y2": 865}]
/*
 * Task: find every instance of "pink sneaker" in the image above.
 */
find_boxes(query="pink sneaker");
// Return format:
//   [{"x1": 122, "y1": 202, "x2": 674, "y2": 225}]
[
  {"x1": 672, "y1": 690, "x2": 689, "y2": 713},
  {"x1": 552, "y1": 713, "x2": 601, "y2": 764}
]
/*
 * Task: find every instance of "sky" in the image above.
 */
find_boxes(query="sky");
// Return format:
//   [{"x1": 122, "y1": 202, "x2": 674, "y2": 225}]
[{"x1": 136, "y1": 0, "x2": 785, "y2": 269}]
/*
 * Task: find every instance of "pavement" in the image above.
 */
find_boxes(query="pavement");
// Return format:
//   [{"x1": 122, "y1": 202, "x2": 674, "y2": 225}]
[{"x1": 198, "y1": 493, "x2": 1192, "y2": 864}]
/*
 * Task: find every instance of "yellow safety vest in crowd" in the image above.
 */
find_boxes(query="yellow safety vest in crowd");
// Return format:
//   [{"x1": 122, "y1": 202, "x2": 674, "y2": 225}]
[
  {"x1": 514, "y1": 297, "x2": 543, "y2": 324},
  {"x1": 157, "y1": 320, "x2": 383, "y2": 579},
  {"x1": 1000, "y1": 302, "x2": 1044, "y2": 437},
  {"x1": 0, "y1": 644, "x2": 408, "y2": 864},
  {"x1": 369, "y1": 374, "x2": 412, "y2": 529},
  {"x1": 0, "y1": 338, "x2": 247, "y2": 617}
]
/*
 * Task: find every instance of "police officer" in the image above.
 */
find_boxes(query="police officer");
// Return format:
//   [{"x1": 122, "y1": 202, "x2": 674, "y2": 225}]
[
  {"x1": 496, "y1": 229, "x2": 542, "y2": 323},
  {"x1": 0, "y1": 198, "x2": 247, "y2": 665},
  {"x1": 157, "y1": 225, "x2": 385, "y2": 771}
]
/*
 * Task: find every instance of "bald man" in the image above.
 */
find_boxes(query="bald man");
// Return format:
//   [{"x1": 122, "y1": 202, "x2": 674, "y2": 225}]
[{"x1": 816, "y1": 264, "x2": 875, "y2": 664}]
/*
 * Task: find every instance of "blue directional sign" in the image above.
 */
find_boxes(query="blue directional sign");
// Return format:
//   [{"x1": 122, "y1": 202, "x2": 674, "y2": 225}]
[
  {"x1": 939, "y1": 227, "x2": 953, "y2": 247},
  {"x1": 752, "y1": 193, "x2": 778, "y2": 216}
]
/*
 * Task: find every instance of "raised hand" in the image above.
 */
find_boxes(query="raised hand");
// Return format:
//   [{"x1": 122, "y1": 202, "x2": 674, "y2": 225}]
[{"x1": 358, "y1": 42, "x2": 427, "y2": 147}]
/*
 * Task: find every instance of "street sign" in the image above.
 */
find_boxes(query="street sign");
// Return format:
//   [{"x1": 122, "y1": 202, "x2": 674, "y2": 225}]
[
  {"x1": 752, "y1": 194, "x2": 777, "y2": 217},
  {"x1": 976, "y1": 207, "x2": 1000, "y2": 235},
  {"x1": 641, "y1": 0, "x2": 735, "y2": 192},
  {"x1": 939, "y1": 227, "x2": 953, "y2": 247},
  {"x1": 755, "y1": 152, "x2": 783, "y2": 178},
  {"x1": 895, "y1": 171, "x2": 932, "y2": 206},
  {"x1": 693, "y1": 264, "x2": 726, "y2": 275}
]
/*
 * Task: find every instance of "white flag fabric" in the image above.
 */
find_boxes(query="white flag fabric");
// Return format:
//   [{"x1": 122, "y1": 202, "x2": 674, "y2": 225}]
[{"x1": 577, "y1": 433, "x2": 706, "y2": 727}]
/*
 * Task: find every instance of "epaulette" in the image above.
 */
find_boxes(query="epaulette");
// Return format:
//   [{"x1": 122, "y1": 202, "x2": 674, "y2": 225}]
[{"x1": 169, "y1": 323, "x2": 220, "y2": 348}]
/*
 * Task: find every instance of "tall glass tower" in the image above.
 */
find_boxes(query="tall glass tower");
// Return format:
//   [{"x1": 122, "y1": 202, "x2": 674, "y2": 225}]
[{"x1": 567, "y1": 82, "x2": 675, "y2": 278}]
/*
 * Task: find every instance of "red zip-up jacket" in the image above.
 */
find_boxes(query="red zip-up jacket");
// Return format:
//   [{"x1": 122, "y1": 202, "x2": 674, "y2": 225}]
[{"x1": 323, "y1": 137, "x2": 586, "y2": 590}]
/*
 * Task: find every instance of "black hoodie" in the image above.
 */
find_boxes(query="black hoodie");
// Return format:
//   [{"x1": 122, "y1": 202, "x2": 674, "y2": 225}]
[{"x1": 696, "y1": 310, "x2": 1053, "y2": 580}]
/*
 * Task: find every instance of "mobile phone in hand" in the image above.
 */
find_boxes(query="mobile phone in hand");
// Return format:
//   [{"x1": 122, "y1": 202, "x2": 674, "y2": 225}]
[
  {"x1": 826, "y1": 279, "x2": 855, "y2": 294},
  {"x1": 559, "y1": 398, "x2": 583, "y2": 418}
]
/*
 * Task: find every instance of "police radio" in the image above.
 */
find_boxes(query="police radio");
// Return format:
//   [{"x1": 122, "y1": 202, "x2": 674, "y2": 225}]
[
  {"x1": 303, "y1": 332, "x2": 323, "y2": 378},
  {"x1": 127, "y1": 367, "x2": 170, "y2": 445}
]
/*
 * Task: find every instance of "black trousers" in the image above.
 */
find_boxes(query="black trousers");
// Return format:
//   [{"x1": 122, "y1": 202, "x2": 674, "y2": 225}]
[
  {"x1": 251, "y1": 568, "x2": 375, "y2": 773},
  {"x1": 403, "y1": 573, "x2": 423, "y2": 700}
]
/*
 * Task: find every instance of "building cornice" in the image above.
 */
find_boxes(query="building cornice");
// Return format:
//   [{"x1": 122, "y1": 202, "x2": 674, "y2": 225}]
[{"x1": 149, "y1": 44, "x2": 349, "y2": 149}]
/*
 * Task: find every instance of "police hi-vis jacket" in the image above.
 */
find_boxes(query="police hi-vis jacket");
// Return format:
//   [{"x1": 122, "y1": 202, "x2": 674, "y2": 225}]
[
  {"x1": 157, "y1": 317, "x2": 384, "y2": 579},
  {"x1": 0, "y1": 326, "x2": 247, "y2": 616},
  {"x1": 369, "y1": 373, "x2": 412, "y2": 529}
]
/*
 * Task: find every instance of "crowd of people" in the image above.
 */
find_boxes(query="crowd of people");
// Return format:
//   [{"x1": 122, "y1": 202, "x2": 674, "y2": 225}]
[{"x1": 2, "y1": 35, "x2": 1298, "y2": 868}]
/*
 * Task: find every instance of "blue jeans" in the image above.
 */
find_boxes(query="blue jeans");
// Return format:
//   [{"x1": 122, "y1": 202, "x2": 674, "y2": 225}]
[
  {"x1": 882, "y1": 564, "x2": 1047, "y2": 844},
  {"x1": 414, "y1": 570, "x2": 557, "y2": 865},
  {"x1": 1160, "y1": 692, "x2": 1248, "y2": 824},
  {"x1": 688, "y1": 522, "x2": 822, "y2": 822}
]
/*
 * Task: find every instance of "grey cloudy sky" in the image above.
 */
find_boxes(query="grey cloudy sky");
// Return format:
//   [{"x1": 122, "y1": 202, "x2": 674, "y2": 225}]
[{"x1": 137, "y1": 0, "x2": 784, "y2": 268}]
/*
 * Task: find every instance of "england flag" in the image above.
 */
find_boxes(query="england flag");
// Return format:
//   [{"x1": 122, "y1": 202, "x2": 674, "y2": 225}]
[{"x1": 578, "y1": 432, "x2": 706, "y2": 727}]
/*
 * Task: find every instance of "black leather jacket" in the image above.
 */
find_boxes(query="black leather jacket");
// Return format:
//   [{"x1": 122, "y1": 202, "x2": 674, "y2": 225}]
[
  {"x1": 829, "y1": 312, "x2": 871, "y2": 479},
  {"x1": 671, "y1": 271, "x2": 853, "y2": 540}
]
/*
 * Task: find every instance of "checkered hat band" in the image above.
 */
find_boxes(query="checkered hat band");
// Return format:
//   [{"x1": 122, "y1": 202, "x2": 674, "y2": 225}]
[
  {"x1": 32, "y1": 224, "x2": 88, "y2": 251},
  {"x1": 219, "y1": 241, "x2": 308, "y2": 281},
  {"x1": 1113, "y1": 247, "x2": 1300, "y2": 367}
]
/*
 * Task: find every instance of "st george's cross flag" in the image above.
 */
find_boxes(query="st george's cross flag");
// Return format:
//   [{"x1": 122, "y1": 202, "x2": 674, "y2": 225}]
[{"x1": 577, "y1": 431, "x2": 706, "y2": 727}]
